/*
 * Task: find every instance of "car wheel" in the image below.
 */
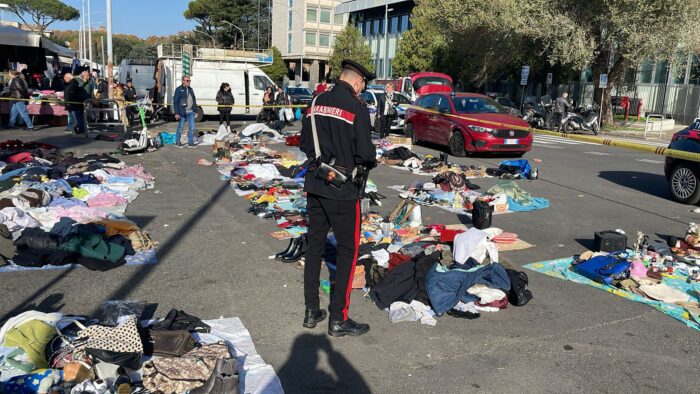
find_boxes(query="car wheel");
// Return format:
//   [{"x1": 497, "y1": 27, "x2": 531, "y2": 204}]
[
  {"x1": 669, "y1": 163, "x2": 700, "y2": 204},
  {"x1": 449, "y1": 131, "x2": 466, "y2": 157},
  {"x1": 405, "y1": 123, "x2": 418, "y2": 144},
  {"x1": 195, "y1": 106, "x2": 204, "y2": 123}
]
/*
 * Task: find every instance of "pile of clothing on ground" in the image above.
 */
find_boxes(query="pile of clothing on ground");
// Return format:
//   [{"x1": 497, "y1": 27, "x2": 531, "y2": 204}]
[
  {"x1": 0, "y1": 140, "x2": 157, "y2": 271},
  {"x1": 0, "y1": 306, "x2": 283, "y2": 393},
  {"x1": 525, "y1": 225, "x2": 700, "y2": 332},
  {"x1": 391, "y1": 179, "x2": 549, "y2": 215},
  {"x1": 376, "y1": 144, "x2": 489, "y2": 178}
]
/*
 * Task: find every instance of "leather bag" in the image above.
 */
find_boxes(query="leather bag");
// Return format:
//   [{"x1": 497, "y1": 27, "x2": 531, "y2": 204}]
[
  {"x1": 74, "y1": 315, "x2": 144, "y2": 369},
  {"x1": 143, "y1": 329, "x2": 197, "y2": 357}
]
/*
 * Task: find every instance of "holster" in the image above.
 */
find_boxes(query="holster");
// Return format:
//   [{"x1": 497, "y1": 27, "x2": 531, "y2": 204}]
[{"x1": 313, "y1": 158, "x2": 349, "y2": 189}]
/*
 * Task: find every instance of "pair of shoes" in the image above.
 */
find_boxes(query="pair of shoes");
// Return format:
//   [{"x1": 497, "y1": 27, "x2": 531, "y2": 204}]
[
  {"x1": 187, "y1": 143, "x2": 198, "y2": 148},
  {"x1": 302, "y1": 308, "x2": 328, "y2": 328},
  {"x1": 328, "y1": 318, "x2": 370, "y2": 337},
  {"x1": 446, "y1": 309, "x2": 480, "y2": 320},
  {"x1": 190, "y1": 358, "x2": 239, "y2": 394},
  {"x1": 175, "y1": 143, "x2": 184, "y2": 148},
  {"x1": 276, "y1": 235, "x2": 307, "y2": 262}
]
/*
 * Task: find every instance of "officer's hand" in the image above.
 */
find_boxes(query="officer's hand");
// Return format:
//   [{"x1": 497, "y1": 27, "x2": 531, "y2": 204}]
[{"x1": 175, "y1": 114, "x2": 180, "y2": 120}]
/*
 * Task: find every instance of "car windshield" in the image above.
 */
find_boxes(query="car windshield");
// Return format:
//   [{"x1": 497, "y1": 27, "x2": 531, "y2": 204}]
[
  {"x1": 287, "y1": 87, "x2": 312, "y2": 95},
  {"x1": 452, "y1": 96, "x2": 508, "y2": 114},
  {"x1": 413, "y1": 76, "x2": 452, "y2": 90}
]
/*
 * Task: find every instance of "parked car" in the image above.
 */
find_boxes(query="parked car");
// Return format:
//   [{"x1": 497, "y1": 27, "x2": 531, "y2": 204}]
[
  {"x1": 665, "y1": 120, "x2": 700, "y2": 204},
  {"x1": 404, "y1": 92, "x2": 532, "y2": 156},
  {"x1": 495, "y1": 97, "x2": 522, "y2": 117},
  {"x1": 285, "y1": 86, "x2": 313, "y2": 107},
  {"x1": 359, "y1": 89, "x2": 413, "y2": 132}
]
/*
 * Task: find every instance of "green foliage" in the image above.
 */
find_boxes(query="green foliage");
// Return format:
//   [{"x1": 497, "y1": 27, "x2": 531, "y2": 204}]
[
  {"x1": 185, "y1": 0, "x2": 271, "y2": 49},
  {"x1": 328, "y1": 25, "x2": 373, "y2": 80},
  {"x1": 6, "y1": 0, "x2": 79, "y2": 34},
  {"x1": 265, "y1": 46, "x2": 288, "y2": 85}
]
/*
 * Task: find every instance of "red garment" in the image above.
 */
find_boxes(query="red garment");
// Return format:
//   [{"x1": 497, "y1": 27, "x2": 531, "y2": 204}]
[
  {"x1": 388, "y1": 253, "x2": 412, "y2": 271},
  {"x1": 439, "y1": 229, "x2": 464, "y2": 243},
  {"x1": 6, "y1": 152, "x2": 33, "y2": 163},
  {"x1": 285, "y1": 135, "x2": 300, "y2": 146},
  {"x1": 477, "y1": 296, "x2": 508, "y2": 309},
  {"x1": 314, "y1": 83, "x2": 327, "y2": 95},
  {"x1": 243, "y1": 174, "x2": 256, "y2": 180}
]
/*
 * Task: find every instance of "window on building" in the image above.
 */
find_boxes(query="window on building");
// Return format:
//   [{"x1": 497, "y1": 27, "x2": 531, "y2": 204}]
[
  {"x1": 689, "y1": 55, "x2": 700, "y2": 85},
  {"x1": 305, "y1": 31, "x2": 316, "y2": 46},
  {"x1": 378, "y1": 19, "x2": 384, "y2": 34},
  {"x1": 399, "y1": 15, "x2": 409, "y2": 32},
  {"x1": 639, "y1": 61, "x2": 653, "y2": 84},
  {"x1": 319, "y1": 33, "x2": 329, "y2": 47},
  {"x1": 364, "y1": 21, "x2": 371, "y2": 37},
  {"x1": 372, "y1": 20, "x2": 380, "y2": 35},
  {"x1": 287, "y1": 33, "x2": 292, "y2": 53},
  {"x1": 288, "y1": 0, "x2": 293, "y2": 6},
  {"x1": 320, "y1": 9, "x2": 331, "y2": 23},
  {"x1": 655, "y1": 60, "x2": 669, "y2": 84},
  {"x1": 378, "y1": 59, "x2": 383, "y2": 77},
  {"x1": 334, "y1": 13, "x2": 343, "y2": 25},
  {"x1": 306, "y1": 8, "x2": 317, "y2": 22},
  {"x1": 390, "y1": 16, "x2": 399, "y2": 34},
  {"x1": 288, "y1": 10, "x2": 293, "y2": 30},
  {"x1": 387, "y1": 59, "x2": 392, "y2": 78}
]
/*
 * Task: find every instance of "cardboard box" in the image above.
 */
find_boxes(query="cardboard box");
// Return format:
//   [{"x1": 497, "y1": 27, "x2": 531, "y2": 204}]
[{"x1": 388, "y1": 136, "x2": 412, "y2": 146}]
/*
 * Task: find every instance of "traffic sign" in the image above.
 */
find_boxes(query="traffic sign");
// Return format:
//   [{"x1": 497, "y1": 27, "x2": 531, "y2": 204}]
[
  {"x1": 546, "y1": 72, "x2": 553, "y2": 85},
  {"x1": 182, "y1": 52, "x2": 191, "y2": 76},
  {"x1": 599, "y1": 73, "x2": 608, "y2": 89},
  {"x1": 520, "y1": 65, "x2": 530, "y2": 86}
]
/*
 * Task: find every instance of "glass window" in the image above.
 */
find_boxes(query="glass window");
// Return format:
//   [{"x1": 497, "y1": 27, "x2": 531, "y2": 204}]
[
  {"x1": 359, "y1": 91, "x2": 375, "y2": 105},
  {"x1": 254, "y1": 75, "x2": 273, "y2": 91},
  {"x1": 287, "y1": 33, "x2": 292, "y2": 53},
  {"x1": 395, "y1": 93, "x2": 411, "y2": 105},
  {"x1": 305, "y1": 32, "x2": 316, "y2": 46},
  {"x1": 452, "y1": 96, "x2": 508, "y2": 114},
  {"x1": 364, "y1": 21, "x2": 371, "y2": 37},
  {"x1": 689, "y1": 55, "x2": 700, "y2": 85},
  {"x1": 436, "y1": 96, "x2": 451, "y2": 113},
  {"x1": 320, "y1": 9, "x2": 331, "y2": 24},
  {"x1": 334, "y1": 13, "x2": 343, "y2": 25},
  {"x1": 372, "y1": 20, "x2": 379, "y2": 35},
  {"x1": 417, "y1": 94, "x2": 437, "y2": 109},
  {"x1": 655, "y1": 60, "x2": 669, "y2": 84},
  {"x1": 306, "y1": 8, "x2": 317, "y2": 22},
  {"x1": 399, "y1": 15, "x2": 409, "y2": 32},
  {"x1": 319, "y1": 33, "x2": 329, "y2": 47},
  {"x1": 639, "y1": 60, "x2": 653, "y2": 84},
  {"x1": 288, "y1": 10, "x2": 293, "y2": 30},
  {"x1": 378, "y1": 19, "x2": 384, "y2": 34},
  {"x1": 390, "y1": 16, "x2": 399, "y2": 34}
]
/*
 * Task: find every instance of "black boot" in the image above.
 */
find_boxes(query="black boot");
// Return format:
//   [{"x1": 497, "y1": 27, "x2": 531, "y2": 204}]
[
  {"x1": 275, "y1": 238, "x2": 297, "y2": 260},
  {"x1": 282, "y1": 235, "x2": 307, "y2": 262},
  {"x1": 328, "y1": 318, "x2": 369, "y2": 337},
  {"x1": 303, "y1": 308, "x2": 328, "y2": 329},
  {"x1": 190, "y1": 358, "x2": 238, "y2": 394}
]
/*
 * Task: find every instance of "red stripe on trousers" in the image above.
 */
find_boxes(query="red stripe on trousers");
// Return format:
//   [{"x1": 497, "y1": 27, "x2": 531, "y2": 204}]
[{"x1": 343, "y1": 200, "x2": 360, "y2": 321}]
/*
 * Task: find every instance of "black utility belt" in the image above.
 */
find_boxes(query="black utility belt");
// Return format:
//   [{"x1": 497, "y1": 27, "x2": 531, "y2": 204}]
[{"x1": 311, "y1": 160, "x2": 353, "y2": 190}]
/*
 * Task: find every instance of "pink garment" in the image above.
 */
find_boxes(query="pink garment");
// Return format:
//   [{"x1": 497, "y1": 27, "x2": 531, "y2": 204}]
[
  {"x1": 86, "y1": 193, "x2": 128, "y2": 208},
  {"x1": 52, "y1": 206, "x2": 108, "y2": 223},
  {"x1": 106, "y1": 165, "x2": 155, "y2": 181}
]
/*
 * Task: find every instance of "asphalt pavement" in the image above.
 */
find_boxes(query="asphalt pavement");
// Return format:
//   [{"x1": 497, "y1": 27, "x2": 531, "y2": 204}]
[{"x1": 0, "y1": 120, "x2": 698, "y2": 393}]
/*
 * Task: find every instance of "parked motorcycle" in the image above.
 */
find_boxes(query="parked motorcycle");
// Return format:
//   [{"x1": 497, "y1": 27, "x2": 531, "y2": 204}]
[
  {"x1": 523, "y1": 96, "x2": 553, "y2": 129},
  {"x1": 561, "y1": 104, "x2": 600, "y2": 135}
]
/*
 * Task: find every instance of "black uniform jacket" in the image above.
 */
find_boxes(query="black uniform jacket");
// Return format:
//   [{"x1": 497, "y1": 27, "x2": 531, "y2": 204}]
[{"x1": 300, "y1": 81, "x2": 377, "y2": 200}]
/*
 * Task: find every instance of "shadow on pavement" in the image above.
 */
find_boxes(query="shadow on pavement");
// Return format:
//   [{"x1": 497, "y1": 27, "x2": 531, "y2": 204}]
[
  {"x1": 277, "y1": 333, "x2": 371, "y2": 394},
  {"x1": 0, "y1": 291, "x2": 68, "y2": 322},
  {"x1": 598, "y1": 171, "x2": 671, "y2": 199}
]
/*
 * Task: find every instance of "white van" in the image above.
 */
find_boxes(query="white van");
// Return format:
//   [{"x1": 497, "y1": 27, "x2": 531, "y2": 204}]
[
  {"x1": 157, "y1": 44, "x2": 276, "y2": 122},
  {"x1": 118, "y1": 59, "x2": 156, "y2": 97}
]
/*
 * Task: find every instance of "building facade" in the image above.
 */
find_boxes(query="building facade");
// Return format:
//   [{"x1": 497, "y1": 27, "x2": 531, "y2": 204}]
[
  {"x1": 335, "y1": 0, "x2": 415, "y2": 80},
  {"x1": 272, "y1": 0, "x2": 346, "y2": 86}
]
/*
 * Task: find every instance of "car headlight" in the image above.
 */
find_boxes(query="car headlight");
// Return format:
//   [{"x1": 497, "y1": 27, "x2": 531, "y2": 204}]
[{"x1": 468, "y1": 126, "x2": 494, "y2": 133}]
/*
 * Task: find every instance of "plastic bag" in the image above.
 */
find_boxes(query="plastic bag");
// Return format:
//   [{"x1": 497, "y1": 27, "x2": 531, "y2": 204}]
[{"x1": 100, "y1": 300, "x2": 146, "y2": 326}]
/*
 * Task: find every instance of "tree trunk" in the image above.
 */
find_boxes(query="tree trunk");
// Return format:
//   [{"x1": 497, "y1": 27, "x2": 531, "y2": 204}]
[{"x1": 591, "y1": 53, "x2": 627, "y2": 127}]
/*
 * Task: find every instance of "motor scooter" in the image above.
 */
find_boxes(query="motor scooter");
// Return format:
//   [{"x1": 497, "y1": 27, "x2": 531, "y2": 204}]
[{"x1": 561, "y1": 104, "x2": 600, "y2": 135}]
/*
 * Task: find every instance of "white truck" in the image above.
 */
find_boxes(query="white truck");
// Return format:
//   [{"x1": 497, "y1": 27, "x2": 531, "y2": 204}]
[
  {"x1": 156, "y1": 44, "x2": 276, "y2": 122},
  {"x1": 118, "y1": 59, "x2": 157, "y2": 97}
]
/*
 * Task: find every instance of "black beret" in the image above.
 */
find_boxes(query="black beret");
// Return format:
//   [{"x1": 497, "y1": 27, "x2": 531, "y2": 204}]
[{"x1": 341, "y1": 59, "x2": 376, "y2": 82}]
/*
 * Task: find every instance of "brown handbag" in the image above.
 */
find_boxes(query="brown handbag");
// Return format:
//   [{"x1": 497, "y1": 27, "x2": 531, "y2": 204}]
[{"x1": 144, "y1": 329, "x2": 197, "y2": 357}]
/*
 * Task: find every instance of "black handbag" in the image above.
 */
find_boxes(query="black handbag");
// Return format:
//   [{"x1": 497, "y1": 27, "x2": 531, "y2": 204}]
[
  {"x1": 309, "y1": 96, "x2": 351, "y2": 190},
  {"x1": 471, "y1": 200, "x2": 493, "y2": 230},
  {"x1": 143, "y1": 329, "x2": 197, "y2": 357},
  {"x1": 387, "y1": 105, "x2": 398, "y2": 118}
]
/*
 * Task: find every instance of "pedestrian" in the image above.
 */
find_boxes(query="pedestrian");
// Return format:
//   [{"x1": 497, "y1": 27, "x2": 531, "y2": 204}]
[
  {"x1": 6, "y1": 70, "x2": 34, "y2": 130},
  {"x1": 275, "y1": 86, "x2": 293, "y2": 126},
  {"x1": 63, "y1": 73, "x2": 77, "y2": 133},
  {"x1": 260, "y1": 86, "x2": 275, "y2": 123},
  {"x1": 299, "y1": 59, "x2": 377, "y2": 337},
  {"x1": 553, "y1": 92, "x2": 571, "y2": 131},
  {"x1": 123, "y1": 79, "x2": 138, "y2": 126},
  {"x1": 215, "y1": 82, "x2": 234, "y2": 129},
  {"x1": 377, "y1": 83, "x2": 398, "y2": 138},
  {"x1": 64, "y1": 68, "x2": 91, "y2": 134},
  {"x1": 173, "y1": 75, "x2": 197, "y2": 148}
]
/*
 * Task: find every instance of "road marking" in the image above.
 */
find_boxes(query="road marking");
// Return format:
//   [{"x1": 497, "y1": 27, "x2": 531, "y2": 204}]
[
  {"x1": 533, "y1": 135, "x2": 599, "y2": 146},
  {"x1": 536, "y1": 145, "x2": 563, "y2": 149},
  {"x1": 606, "y1": 137, "x2": 668, "y2": 147},
  {"x1": 584, "y1": 151, "x2": 610, "y2": 156},
  {"x1": 636, "y1": 158, "x2": 665, "y2": 164}
]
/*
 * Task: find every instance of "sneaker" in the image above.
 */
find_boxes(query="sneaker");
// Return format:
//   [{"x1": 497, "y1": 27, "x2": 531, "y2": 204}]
[
  {"x1": 303, "y1": 308, "x2": 328, "y2": 329},
  {"x1": 187, "y1": 143, "x2": 198, "y2": 148},
  {"x1": 175, "y1": 143, "x2": 184, "y2": 148}
]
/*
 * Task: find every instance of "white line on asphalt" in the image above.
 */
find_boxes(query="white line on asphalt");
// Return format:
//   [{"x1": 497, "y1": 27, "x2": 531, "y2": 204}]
[
  {"x1": 584, "y1": 151, "x2": 610, "y2": 156},
  {"x1": 536, "y1": 145, "x2": 563, "y2": 149},
  {"x1": 533, "y1": 139, "x2": 555, "y2": 144},
  {"x1": 636, "y1": 158, "x2": 665, "y2": 164},
  {"x1": 533, "y1": 135, "x2": 599, "y2": 145},
  {"x1": 604, "y1": 137, "x2": 668, "y2": 147}
]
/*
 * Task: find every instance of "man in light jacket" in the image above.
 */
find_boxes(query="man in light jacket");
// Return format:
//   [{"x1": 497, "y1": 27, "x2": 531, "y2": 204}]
[
  {"x1": 173, "y1": 75, "x2": 197, "y2": 148},
  {"x1": 6, "y1": 71, "x2": 34, "y2": 130}
]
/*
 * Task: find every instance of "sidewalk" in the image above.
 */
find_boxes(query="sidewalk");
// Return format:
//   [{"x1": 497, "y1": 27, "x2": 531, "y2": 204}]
[{"x1": 601, "y1": 121, "x2": 688, "y2": 144}]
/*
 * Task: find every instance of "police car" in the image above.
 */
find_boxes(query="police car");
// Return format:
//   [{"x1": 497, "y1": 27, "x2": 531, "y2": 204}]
[{"x1": 359, "y1": 87, "x2": 413, "y2": 133}]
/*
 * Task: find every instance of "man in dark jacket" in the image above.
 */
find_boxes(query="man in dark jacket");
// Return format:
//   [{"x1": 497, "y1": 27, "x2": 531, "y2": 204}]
[
  {"x1": 123, "y1": 80, "x2": 138, "y2": 126},
  {"x1": 64, "y1": 69, "x2": 91, "y2": 134},
  {"x1": 172, "y1": 75, "x2": 197, "y2": 147},
  {"x1": 299, "y1": 59, "x2": 377, "y2": 337},
  {"x1": 6, "y1": 71, "x2": 34, "y2": 130},
  {"x1": 552, "y1": 92, "x2": 571, "y2": 131}
]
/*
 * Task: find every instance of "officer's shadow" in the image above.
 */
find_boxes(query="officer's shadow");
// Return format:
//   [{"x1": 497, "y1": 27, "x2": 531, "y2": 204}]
[{"x1": 277, "y1": 333, "x2": 371, "y2": 394}]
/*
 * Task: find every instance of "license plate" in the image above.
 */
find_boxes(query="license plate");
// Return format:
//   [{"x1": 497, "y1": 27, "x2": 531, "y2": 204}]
[{"x1": 505, "y1": 139, "x2": 519, "y2": 145}]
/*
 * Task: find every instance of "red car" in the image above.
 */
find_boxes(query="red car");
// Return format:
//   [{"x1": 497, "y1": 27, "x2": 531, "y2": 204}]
[{"x1": 404, "y1": 92, "x2": 533, "y2": 157}]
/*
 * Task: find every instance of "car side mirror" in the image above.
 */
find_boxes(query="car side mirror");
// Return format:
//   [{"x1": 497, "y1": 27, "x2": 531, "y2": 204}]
[{"x1": 439, "y1": 107, "x2": 450, "y2": 114}]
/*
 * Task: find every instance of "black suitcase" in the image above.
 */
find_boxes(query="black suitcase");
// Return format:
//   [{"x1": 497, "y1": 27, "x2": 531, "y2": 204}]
[
  {"x1": 594, "y1": 230, "x2": 627, "y2": 252},
  {"x1": 472, "y1": 200, "x2": 493, "y2": 230}
]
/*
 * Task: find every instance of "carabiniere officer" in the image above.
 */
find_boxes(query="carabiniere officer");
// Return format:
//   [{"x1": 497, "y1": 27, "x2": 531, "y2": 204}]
[{"x1": 299, "y1": 60, "x2": 377, "y2": 337}]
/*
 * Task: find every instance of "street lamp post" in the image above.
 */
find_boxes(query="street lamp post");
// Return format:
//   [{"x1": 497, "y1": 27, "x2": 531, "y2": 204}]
[
  {"x1": 87, "y1": 0, "x2": 93, "y2": 70},
  {"x1": 220, "y1": 20, "x2": 245, "y2": 51},
  {"x1": 383, "y1": 5, "x2": 393, "y2": 80},
  {"x1": 194, "y1": 30, "x2": 217, "y2": 47}
]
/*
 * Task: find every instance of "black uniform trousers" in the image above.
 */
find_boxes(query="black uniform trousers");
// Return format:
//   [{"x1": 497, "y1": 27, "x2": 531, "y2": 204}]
[{"x1": 304, "y1": 193, "x2": 361, "y2": 322}]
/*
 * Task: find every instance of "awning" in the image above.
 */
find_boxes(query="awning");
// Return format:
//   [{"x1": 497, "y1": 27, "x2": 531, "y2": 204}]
[
  {"x1": 0, "y1": 24, "x2": 40, "y2": 47},
  {"x1": 40, "y1": 37, "x2": 74, "y2": 57}
]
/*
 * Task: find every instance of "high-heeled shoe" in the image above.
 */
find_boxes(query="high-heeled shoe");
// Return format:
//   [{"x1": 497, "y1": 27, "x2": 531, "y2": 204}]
[
  {"x1": 275, "y1": 238, "x2": 297, "y2": 260},
  {"x1": 282, "y1": 235, "x2": 307, "y2": 263}
]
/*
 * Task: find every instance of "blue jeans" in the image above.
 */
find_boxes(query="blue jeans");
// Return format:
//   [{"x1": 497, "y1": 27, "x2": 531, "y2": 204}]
[
  {"x1": 176, "y1": 111, "x2": 196, "y2": 145},
  {"x1": 66, "y1": 111, "x2": 76, "y2": 130},
  {"x1": 71, "y1": 110, "x2": 86, "y2": 133},
  {"x1": 9, "y1": 101, "x2": 33, "y2": 129}
]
